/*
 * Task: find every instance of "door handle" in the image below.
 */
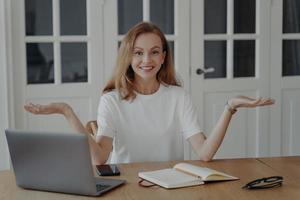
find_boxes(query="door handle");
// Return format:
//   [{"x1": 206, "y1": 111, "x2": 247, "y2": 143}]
[{"x1": 195, "y1": 67, "x2": 215, "y2": 75}]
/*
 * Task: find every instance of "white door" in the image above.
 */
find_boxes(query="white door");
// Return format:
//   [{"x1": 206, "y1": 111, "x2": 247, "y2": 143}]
[
  {"x1": 12, "y1": 0, "x2": 105, "y2": 131},
  {"x1": 190, "y1": 0, "x2": 272, "y2": 159},
  {"x1": 102, "y1": 0, "x2": 192, "y2": 158},
  {"x1": 270, "y1": 0, "x2": 300, "y2": 156}
]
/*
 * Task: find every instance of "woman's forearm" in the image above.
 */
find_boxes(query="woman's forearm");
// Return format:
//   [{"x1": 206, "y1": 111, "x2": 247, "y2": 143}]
[
  {"x1": 62, "y1": 106, "x2": 110, "y2": 165},
  {"x1": 198, "y1": 108, "x2": 233, "y2": 161},
  {"x1": 62, "y1": 105, "x2": 87, "y2": 134},
  {"x1": 24, "y1": 102, "x2": 107, "y2": 162},
  {"x1": 190, "y1": 96, "x2": 274, "y2": 161}
]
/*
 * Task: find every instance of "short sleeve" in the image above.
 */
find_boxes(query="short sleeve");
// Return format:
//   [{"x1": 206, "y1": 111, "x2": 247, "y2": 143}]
[
  {"x1": 180, "y1": 91, "x2": 202, "y2": 139},
  {"x1": 96, "y1": 94, "x2": 117, "y2": 139}
]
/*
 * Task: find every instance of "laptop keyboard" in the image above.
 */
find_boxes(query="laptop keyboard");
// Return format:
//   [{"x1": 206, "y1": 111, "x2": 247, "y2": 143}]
[{"x1": 96, "y1": 184, "x2": 111, "y2": 192}]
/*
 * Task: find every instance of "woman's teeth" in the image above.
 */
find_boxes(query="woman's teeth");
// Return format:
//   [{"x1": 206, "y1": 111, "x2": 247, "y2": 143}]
[{"x1": 140, "y1": 66, "x2": 154, "y2": 70}]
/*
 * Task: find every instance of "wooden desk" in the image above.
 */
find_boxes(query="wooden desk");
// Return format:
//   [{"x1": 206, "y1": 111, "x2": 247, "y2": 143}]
[
  {"x1": 0, "y1": 157, "x2": 299, "y2": 200},
  {"x1": 258, "y1": 156, "x2": 300, "y2": 180}
]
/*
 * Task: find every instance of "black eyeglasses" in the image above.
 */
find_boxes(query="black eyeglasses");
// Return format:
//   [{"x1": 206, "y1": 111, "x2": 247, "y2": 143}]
[{"x1": 242, "y1": 176, "x2": 283, "y2": 190}]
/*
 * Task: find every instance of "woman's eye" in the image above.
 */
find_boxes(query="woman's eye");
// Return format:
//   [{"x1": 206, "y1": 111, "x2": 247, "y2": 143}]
[
  {"x1": 134, "y1": 51, "x2": 143, "y2": 56},
  {"x1": 152, "y1": 51, "x2": 159, "y2": 55}
]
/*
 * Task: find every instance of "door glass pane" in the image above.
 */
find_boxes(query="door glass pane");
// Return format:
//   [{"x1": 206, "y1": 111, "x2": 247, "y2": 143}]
[
  {"x1": 282, "y1": 40, "x2": 300, "y2": 76},
  {"x1": 60, "y1": 0, "x2": 87, "y2": 35},
  {"x1": 26, "y1": 43, "x2": 54, "y2": 84},
  {"x1": 25, "y1": 0, "x2": 53, "y2": 35},
  {"x1": 204, "y1": 0, "x2": 227, "y2": 34},
  {"x1": 283, "y1": 0, "x2": 300, "y2": 33},
  {"x1": 118, "y1": 0, "x2": 143, "y2": 34},
  {"x1": 150, "y1": 0, "x2": 174, "y2": 34},
  {"x1": 168, "y1": 41, "x2": 174, "y2": 63},
  {"x1": 234, "y1": 40, "x2": 255, "y2": 77},
  {"x1": 61, "y1": 43, "x2": 87, "y2": 83},
  {"x1": 204, "y1": 41, "x2": 226, "y2": 79},
  {"x1": 234, "y1": 0, "x2": 255, "y2": 33}
]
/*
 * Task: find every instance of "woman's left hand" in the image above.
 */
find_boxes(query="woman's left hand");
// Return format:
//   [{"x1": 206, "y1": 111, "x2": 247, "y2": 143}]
[{"x1": 228, "y1": 96, "x2": 275, "y2": 109}]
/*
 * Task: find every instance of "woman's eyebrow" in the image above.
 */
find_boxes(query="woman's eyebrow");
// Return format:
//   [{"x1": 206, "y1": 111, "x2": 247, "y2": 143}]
[
  {"x1": 133, "y1": 46, "x2": 162, "y2": 50},
  {"x1": 151, "y1": 46, "x2": 162, "y2": 50}
]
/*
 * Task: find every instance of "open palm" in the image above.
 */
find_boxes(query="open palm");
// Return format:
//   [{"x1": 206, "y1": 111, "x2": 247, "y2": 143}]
[
  {"x1": 229, "y1": 96, "x2": 275, "y2": 109},
  {"x1": 24, "y1": 102, "x2": 70, "y2": 115}
]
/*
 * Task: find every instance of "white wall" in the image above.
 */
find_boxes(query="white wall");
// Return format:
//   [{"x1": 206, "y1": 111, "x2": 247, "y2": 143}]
[{"x1": 0, "y1": 0, "x2": 11, "y2": 171}]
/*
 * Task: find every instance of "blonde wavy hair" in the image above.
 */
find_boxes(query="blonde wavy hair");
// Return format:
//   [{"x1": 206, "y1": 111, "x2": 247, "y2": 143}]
[{"x1": 103, "y1": 22, "x2": 181, "y2": 100}]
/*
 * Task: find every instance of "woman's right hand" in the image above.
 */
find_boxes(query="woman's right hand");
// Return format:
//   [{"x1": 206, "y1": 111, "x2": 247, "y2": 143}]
[{"x1": 24, "y1": 102, "x2": 71, "y2": 115}]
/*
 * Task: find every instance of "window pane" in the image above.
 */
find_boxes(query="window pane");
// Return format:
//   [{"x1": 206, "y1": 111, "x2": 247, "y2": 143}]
[
  {"x1": 25, "y1": 0, "x2": 53, "y2": 35},
  {"x1": 150, "y1": 0, "x2": 174, "y2": 34},
  {"x1": 234, "y1": 0, "x2": 255, "y2": 33},
  {"x1": 204, "y1": 0, "x2": 227, "y2": 34},
  {"x1": 234, "y1": 40, "x2": 255, "y2": 77},
  {"x1": 204, "y1": 41, "x2": 226, "y2": 79},
  {"x1": 118, "y1": 0, "x2": 143, "y2": 34},
  {"x1": 282, "y1": 40, "x2": 300, "y2": 76},
  {"x1": 26, "y1": 43, "x2": 54, "y2": 84},
  {"x1": 61, "y1": 43, "x2": 87, "y2": 83},
  {"x1": 168, "y1": 41, "x2": 174, "y2": 63},
  {"x1": 283, "y1": 0, "x2": 300, "y2": 33},
  {"x1": 60, "y1": 0, "x2": 87, "y2": 35}
]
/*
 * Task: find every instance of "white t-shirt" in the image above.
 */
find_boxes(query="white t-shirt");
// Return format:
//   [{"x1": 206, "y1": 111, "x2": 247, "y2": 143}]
[{"x1": 96, "y1": 84, "x2": 201, "y2": 164}]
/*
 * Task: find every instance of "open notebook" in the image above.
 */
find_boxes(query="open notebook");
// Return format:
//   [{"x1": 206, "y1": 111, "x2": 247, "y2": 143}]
[{"x1": 138, "y1": 162, "x2": 238, "y2": 189}]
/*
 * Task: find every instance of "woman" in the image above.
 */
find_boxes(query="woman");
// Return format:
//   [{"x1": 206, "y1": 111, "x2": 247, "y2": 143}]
[{"x1": 25, "y1": 22, "x2": 274, "y2": 165}]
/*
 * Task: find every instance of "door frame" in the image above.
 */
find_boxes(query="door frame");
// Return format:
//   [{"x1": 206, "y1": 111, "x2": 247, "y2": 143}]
[
  {"x1": 269, "y1": 0, "x2": 282, "y2": 156},
  {"x1": 0, "y1": 0, "x2": 14, "y2": 170}
]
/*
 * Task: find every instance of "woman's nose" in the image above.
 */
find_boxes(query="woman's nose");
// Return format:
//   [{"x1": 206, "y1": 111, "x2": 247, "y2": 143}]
[{"x1": 142, "y1": 53, "x2": 151, "y2": 63}]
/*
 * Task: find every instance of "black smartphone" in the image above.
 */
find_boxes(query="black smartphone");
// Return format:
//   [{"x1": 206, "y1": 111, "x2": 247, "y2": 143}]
[{"x1": 96, "y1": 164, "x2": 120, "y2": 176}]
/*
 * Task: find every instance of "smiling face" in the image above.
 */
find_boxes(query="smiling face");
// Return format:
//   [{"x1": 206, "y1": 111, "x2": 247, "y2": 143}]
[{"x1": 131, "y1": 33, "x2": 166, "y2": 83}]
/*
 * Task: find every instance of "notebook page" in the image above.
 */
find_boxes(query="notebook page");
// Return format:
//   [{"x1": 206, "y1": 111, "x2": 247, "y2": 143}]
[
  {"x1": 174, "y1": 163, "x2": 238, "y2": 181},
  {"x1": 139, "y1": 168, "x2": 202, "y2": 188}
]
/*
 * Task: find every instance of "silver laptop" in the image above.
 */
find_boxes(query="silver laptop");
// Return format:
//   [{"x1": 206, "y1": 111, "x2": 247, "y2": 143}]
[{"x1": 5, "y1": 129, "x2": 125, "y2": 196}]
